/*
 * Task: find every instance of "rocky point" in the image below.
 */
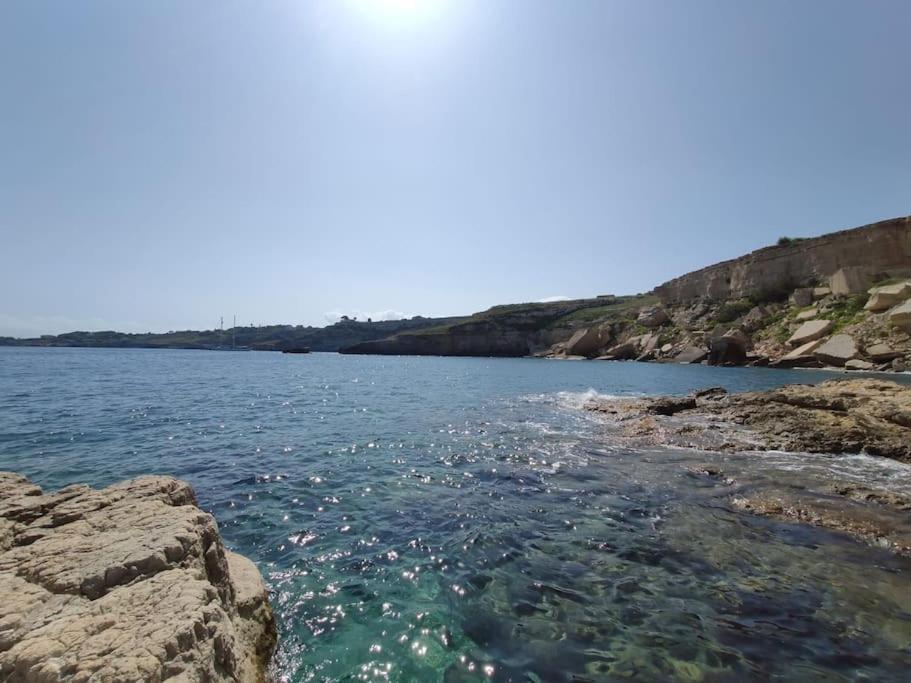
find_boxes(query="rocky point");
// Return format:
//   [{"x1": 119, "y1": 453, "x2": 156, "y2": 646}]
[{"x1": 0, "y1": 473, "x2": 276, "y2": 682}]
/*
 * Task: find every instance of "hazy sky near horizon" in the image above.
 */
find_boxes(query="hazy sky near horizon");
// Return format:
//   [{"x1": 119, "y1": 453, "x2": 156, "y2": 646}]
[{"x1": 2, "y1": 0, "x2": 909, "y2": 336}]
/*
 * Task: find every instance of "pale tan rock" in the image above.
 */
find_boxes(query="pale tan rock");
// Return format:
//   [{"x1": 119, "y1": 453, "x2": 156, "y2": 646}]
[
  {"x1": 813, "y1": 334, "x2": 860, "y2": 367},
  {"x1": 655, "y1": 217, "x2": 911, "y2": 304},
  {"x1": 829, "y1": 266, "x2": 872, "y2": 295},
  {"x1": 889, "y1": 299, "x2": 911, "y2": 329},
  {"x1": 637, "y1": 306, "x2": 669, "y2": 328},
  {"x1": 782, "y1": 338, "x2": 825, "y2": 361},
  {"x1": 845, "y1": 359, "x2": 875, "y2": 371},
  {"x1": 795, "y1": 308, "x2": 817, "y2": 321},
  {"x1": 865, "y1": 280, "x2": 911, "y2": 311},
  {"x1": 674, "y1": 345, "x2": 708, "y2": 364},
  {"x1": 866, "y1": 343, "x2": 902, "y2": 361},
  {"x1": 0, "y1": 474, "x2": 276, "y2": 682},
  {"x1": 787, "y1": 319, "x2": 834, "y2": 346}
]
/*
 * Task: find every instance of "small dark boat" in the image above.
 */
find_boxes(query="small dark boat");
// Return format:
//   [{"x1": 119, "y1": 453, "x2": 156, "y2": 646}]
[{"x1": 282, "y1": 347, "x2": 311, "y2": 354}]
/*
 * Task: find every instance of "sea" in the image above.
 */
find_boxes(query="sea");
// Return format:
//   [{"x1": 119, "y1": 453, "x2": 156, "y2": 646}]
[{"x1": 1, "y1": 347, "x2": 910, "y2": 682}]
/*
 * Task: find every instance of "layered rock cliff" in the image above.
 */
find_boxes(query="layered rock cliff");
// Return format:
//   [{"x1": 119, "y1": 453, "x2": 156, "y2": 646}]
[
  {"x1": 0, "y1": 473, "x2": 276, "y2": 681},
  {"x1": 654, "y1": 216, "x2": 911, "y2": 304},
  {"x1": 341, "y1": 216, "x2": 911, "y2": 368},
  {"x1": 340, "y1": 298, "x2": 620, "y2": 357}
]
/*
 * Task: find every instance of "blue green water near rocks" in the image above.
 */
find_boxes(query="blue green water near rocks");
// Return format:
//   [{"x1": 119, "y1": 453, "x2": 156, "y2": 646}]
[{"x1": 1, "y1": 348, "x2": 910, "y2": 681}]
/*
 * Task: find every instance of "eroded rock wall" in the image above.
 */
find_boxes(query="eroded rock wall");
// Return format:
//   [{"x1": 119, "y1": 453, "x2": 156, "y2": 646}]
[{"x1": 655, "y1": 216, "x2": 911, "y2": 304}]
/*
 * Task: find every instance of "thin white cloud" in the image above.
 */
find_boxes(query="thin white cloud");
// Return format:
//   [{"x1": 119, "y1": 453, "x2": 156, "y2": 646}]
[{"x1": 538, "y1": 295, "x2": 571, "y2": 303}]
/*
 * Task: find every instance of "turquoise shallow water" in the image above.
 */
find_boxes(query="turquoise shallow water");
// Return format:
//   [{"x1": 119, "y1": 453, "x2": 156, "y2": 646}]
[{"x1": 1, "y1": 347, "x2": 911, "y2": 681}]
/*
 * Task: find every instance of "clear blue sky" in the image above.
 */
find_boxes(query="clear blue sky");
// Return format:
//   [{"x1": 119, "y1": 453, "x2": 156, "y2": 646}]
[{"x1": 2, "y1": 0, "x2": 909, "y2": 336}]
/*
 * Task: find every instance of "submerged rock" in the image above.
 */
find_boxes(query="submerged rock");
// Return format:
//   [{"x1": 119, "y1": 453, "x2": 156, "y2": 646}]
[{"x1": 0, "y1": 473, "x2": 276, "y2": 681}]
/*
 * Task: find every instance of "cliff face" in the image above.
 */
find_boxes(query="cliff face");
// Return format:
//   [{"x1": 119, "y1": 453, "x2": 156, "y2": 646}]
[
  {"x1": 340, "y1": 299, "x2": 617, "y2": 357},
  {"x1": 0, "y1": 473, "x2": 276, "y2": 681},
  {"x1": 654, "y1": 217, "x2": 911, "y2": 304}
]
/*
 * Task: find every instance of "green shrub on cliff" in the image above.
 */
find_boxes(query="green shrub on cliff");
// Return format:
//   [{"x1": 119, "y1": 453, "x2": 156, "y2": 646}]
[{"x1": 714, "y1": 299, "x2": 754, "y2": 323}]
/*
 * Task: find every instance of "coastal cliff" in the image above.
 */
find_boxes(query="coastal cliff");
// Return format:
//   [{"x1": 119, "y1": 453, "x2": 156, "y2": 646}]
[
  {"x1": 0, "y1": 473, "x2": 276, "y2": 681},
  {"x1": 654, "y1": 216, "x2": 911, "y2": 304},
  {"x1": 341, "y1": 216, "x2": 911, "y2": 370},
  {"x1": 340, "y1": 298, "x2": 623, "y2": 357}
]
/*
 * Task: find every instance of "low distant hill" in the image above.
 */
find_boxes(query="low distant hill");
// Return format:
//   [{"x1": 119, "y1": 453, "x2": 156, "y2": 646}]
[{"x1": 0, "y1": 316, "x2": 468, "y2": 352}]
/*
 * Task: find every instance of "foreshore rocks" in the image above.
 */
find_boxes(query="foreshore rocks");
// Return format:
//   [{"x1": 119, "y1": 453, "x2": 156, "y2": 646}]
[
  {"x1": 0, "y1": 473, "x2": 276, "y2": 681},
  {"x1": 585, "y1": 378, "x2": 911, "y2": 461},
  {"x1": 586, "y1": 379, "x2": 911, "y2": 555}
]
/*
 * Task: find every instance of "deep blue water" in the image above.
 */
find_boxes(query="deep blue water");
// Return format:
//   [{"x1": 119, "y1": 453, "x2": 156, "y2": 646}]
[{"x1": 2, "y1": 348, "x2": 910, "y2": 682}]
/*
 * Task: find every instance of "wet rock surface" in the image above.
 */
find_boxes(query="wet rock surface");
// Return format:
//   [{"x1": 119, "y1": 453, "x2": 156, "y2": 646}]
[
  {"x1": 586, "y1": 378, "x2": 911, "y2": 461},
  {"x1": 586, "y1": 378, "x2": 911, "y2": 556},
  {"x1": 0, "y1": 473, "x2": 276, "y2": 682}
]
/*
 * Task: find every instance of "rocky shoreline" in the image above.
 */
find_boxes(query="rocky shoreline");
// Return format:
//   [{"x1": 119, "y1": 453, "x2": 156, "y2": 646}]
[
  {"x1": 585, "y1": 378, "x2": 911, "y2": 555},
  {"x1": 0, "y1": 474, "x2": 276, "y2": 681}
]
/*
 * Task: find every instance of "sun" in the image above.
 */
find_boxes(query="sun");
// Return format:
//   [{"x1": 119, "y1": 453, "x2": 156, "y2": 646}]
[{"x1": 346, "y1": 0, "x2": 450, "y2": 28}]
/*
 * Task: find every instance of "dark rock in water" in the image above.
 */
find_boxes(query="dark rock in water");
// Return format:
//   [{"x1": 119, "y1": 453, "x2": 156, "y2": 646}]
[
  {"x1": 647, "y1": 396, "x2": 697, "y2": 416},
  {"x1": 282, "y1": 346, "x2": 310, "y2": 354},
  {"x1": 693, "y1": 386, "x2": 728, "y2": 401}
]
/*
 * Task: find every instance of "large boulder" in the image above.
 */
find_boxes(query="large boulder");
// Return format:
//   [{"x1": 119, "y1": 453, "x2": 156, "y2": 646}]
[
  {"x1": 674, "y1": 346, "x2": 708, "y2": 364},
  {"x1": 773, "y1": 339, "x2": 825, "y2": 368},
  {"x1": 787, "y1": 319, "x2": 834, "y2": 346},
  {"x1": 709, "y1": 335, "x2": 747, "y2": 366},
  {"x1": 0, "y1": 473, "x2": 277, "y2": 682},
  {"x1": 740, "y1": 305, "x2": 770, "y2": 333},
  {"x1": 637, "y1": 306, "x2": 669, "y2": 328},
  {"x1": 845, "y1": 359, "x2": 874, "y2": 371},
  {"x1": 888, "y1": 299, "x2": 911, "y2": 330},
  {"x1": 866, "y1": 343, "x2": 903, "y2": 361},
  {"x1": 563, "y1": 326, "x2": 609, "y2": 357},
  {"x1": 791, "y1": 288, "x2": 814, "y2": 307},
  {"x1": 865, "y1": 280, "x2": 911, "y2": 312},
  {"x1": 599, "y1": 342, "x2": 638, "y2": 360},
  {"x1": 813, "y1": 334, "x2": 860, "y2": 367},
  {"x1": 829, "y1": 267, "x2": 873, "y2": 296}
]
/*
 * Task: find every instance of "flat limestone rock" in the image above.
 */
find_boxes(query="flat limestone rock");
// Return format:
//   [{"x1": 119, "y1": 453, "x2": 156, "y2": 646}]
[
  {"x1": 0, "y1": 474, "x2": 276, "y2": 682},
  {"x1": 674, "y1": 345, "x2": 708, "y2": 364},
  {"x1": 813, "y1": 334, "x2": 859, "y2": 367},
  {"x1": 782, "y1": 338, "x2": 825, "y2": 361},
  {"x1": 787, "y1": 319, "x2": 834, "y2": 346},
  {"x1": 864, "y1": 280, "x2": 911, "y2": 312},
  {"x1": 866, "y1": 343, "x2": 902, "y2": 361}
]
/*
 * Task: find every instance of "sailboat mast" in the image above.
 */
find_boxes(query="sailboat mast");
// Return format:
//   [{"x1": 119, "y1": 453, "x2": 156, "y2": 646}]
[{"x1": 232, "y1": 315, "x2": 236, "y2": 350}]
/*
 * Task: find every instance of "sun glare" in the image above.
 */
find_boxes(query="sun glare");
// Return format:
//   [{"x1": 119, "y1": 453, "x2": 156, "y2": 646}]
[{"x1": 346, "y1": 0, "x2": 451, "y2": 28}]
